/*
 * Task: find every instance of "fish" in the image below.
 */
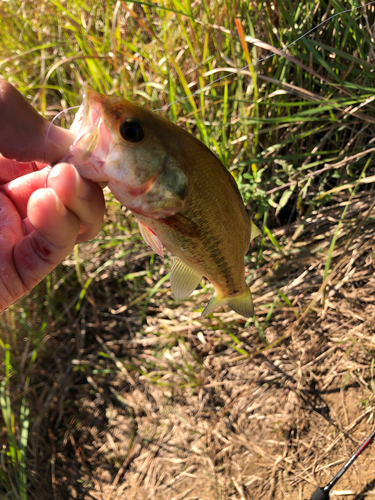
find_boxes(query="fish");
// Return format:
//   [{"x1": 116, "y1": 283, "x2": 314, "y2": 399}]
[{"x1": 64, "y1": 87, "x2": 261, "y2": 317}]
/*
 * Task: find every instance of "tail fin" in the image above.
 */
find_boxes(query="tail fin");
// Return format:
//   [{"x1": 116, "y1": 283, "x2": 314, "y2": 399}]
[
  {"x1": 202, "y1": 288, "x2": 254, "y2": 318},
  {"x1": 227, "y1": 288, "x2": 254, "y2": 317}
]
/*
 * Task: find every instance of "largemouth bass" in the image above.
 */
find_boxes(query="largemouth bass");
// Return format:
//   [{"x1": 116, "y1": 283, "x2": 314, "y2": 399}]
[{"x1": 65, "y1": 87, "x2": 260, "y2": 317}]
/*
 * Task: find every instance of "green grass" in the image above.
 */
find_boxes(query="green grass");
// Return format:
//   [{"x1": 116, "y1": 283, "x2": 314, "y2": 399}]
[
  {"x1": 1, "y1": 0, "x2": 375, "y2": 498},
  {"x1": 0, "y1": 338, "x2": 35, "y2": 500}
]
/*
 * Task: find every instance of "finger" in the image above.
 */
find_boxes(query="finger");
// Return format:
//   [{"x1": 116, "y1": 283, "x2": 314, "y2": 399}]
[
  {"x1": 46, "y1": 163, "x2": 105, "y2": 242},
  {"x1": 0, "y1": 167, "x2": 50, "y2": 218},
  {"x1": 0, "y1": 191, "x2": 24, "y2": 244},
  {"x1": 13, "y1": 188, "x2": 80, "y2": 291},
  {"x1": 0, "y1": 193, "x2": 27, "y2": 310},
  {"x1": 0, "y1": 156, "x2": 47, "y2": 183},
  {"x1": 0, "y1": 80, "x2": 74, "y2": 164}
]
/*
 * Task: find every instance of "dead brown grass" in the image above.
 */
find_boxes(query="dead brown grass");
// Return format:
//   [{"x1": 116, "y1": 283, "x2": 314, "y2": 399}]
[{"x1": 3, "y1": 189, "x2": 375, "y2": 500}]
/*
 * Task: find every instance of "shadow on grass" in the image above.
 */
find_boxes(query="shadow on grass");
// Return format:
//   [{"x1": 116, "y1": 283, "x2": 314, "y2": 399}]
[{"x1": 352, "y1": 478, "x2": 375, "y2": 499}]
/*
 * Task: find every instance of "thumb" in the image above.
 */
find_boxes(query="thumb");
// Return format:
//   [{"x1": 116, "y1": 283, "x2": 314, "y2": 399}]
[{"x1": 0, "y1": 80, "x2": 74, "y2": 164}]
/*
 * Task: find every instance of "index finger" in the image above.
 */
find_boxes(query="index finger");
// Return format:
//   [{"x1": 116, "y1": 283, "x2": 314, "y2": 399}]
[{"x1": 0, "y1": 155, "x2": 46, "y2": 183}]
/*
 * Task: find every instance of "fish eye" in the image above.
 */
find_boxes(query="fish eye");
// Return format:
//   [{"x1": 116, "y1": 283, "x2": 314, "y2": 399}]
[{"x1": 119, "y1": 118, "x2": 145, "y2": 143}]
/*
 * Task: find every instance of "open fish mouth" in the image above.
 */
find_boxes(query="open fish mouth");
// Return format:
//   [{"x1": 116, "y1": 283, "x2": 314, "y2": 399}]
[
  {"x1": 70, "y1": 87, "x2": 100, "y2": 136},
  {"x1": 69, "y1": 87, "x2": 111, "y2": 164}
]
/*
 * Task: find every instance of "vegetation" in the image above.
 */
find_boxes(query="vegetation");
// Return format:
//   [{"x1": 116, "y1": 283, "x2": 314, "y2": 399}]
[{"x1": 1, "y1": 0, "x2": 375, "y2": 498}]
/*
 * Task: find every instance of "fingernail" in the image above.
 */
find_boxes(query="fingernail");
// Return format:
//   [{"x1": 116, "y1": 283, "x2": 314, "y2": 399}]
[
  {"x1": 52, "y1": 190, "x2": 67, "y2": 216},
  {"x1": 47, "y1": 166, "x2": 60, "y2": 183},
  {"x1": 44, "y1": 165, "x2": 53, "y2": 188}
]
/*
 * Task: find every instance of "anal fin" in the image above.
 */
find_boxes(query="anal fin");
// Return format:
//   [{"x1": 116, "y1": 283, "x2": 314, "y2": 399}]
[
  {"x1": 136, "y1": 219, "x2": 163, "y2": 257},
  {"x1": 170, "y1": 257, "x2": 202, "y2": 300}
]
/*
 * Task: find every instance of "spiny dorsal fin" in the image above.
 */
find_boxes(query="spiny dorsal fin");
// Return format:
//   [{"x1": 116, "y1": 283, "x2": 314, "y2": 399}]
[
  {"x1": 136, "y1": 219, "x2": 163, "y2": 257},
  {"x1": 170, "y1": 257, "x2": 202, "y2": 300}
]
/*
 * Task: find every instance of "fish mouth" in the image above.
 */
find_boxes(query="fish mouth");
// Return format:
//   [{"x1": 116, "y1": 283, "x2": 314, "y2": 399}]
[
  {"x1": 71, "y1": 87, "x2": 102, "y2": 134},
  {"x1": 69, "y1": 86, "x2": 109, "y2": 162}
]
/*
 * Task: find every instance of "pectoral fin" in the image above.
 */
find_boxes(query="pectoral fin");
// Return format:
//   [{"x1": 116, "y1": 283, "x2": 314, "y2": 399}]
[
  {"x1": 202, "y1": 288, "x2": 254, "y2": 318},
  {"x1": 170, "y1": 257, "x2": 202, "y2": 299},
  {"x1": 136, "y1": 219, "x2": 163, "y2": 257}
]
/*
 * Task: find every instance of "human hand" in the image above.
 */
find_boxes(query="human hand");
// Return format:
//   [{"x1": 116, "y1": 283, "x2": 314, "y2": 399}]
[{"x1": 0, "y1": 81, "x2": 105, "y2": 311}]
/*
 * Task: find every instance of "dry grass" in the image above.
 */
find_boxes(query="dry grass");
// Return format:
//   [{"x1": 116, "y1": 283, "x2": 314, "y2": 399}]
[{"x1": 3, "y1": 189, "x2": 375, "y2": 499}]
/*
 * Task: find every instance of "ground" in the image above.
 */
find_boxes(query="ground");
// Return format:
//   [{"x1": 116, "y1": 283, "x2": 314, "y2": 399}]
[{"x1": 3, "y1": 190, "x2": 375, "y2": 500}]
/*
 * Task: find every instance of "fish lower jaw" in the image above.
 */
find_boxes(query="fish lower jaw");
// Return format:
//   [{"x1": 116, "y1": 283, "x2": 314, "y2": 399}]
[{"x1": 59, "y1": 150, "x2": 108, "y2": 183}]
